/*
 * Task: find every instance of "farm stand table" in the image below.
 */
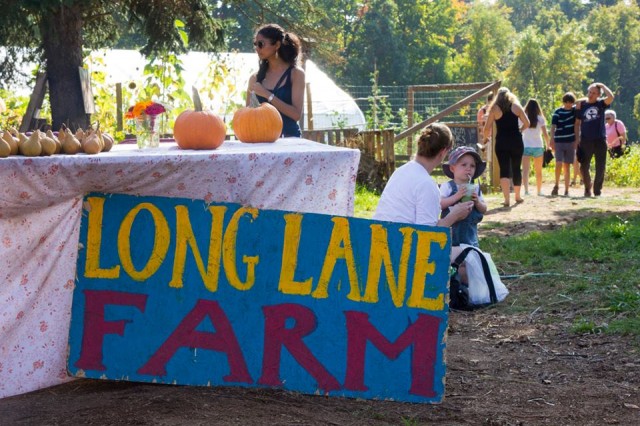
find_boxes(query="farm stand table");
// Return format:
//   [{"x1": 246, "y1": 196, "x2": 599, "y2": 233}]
[{"x1": 0, "y1": 139, "x2": 360, "y2": 398}]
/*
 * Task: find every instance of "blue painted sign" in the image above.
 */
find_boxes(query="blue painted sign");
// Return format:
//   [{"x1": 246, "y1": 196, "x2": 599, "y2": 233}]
[{"x1": 68, "y1": 193, "x2": 451, "y2": 403}]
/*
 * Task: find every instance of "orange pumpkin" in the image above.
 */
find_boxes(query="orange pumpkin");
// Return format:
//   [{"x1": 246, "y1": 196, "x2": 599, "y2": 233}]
[
  {"x1": 174, "y1": 110, "x2": 227, "y2": 150},
  {"x1": 232, "y1": 99, "x2": 283, "y2": 143}
]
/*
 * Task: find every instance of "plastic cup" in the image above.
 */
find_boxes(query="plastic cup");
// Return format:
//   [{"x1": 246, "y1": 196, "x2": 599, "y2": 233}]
[{"x1": 461, "y1": 183, "x2": 476, "y2": 202}]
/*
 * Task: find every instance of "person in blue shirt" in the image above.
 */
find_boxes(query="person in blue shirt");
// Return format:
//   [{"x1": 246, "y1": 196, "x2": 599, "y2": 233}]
[{"x1": 246, "y1": 24, "x2": 305, "y2": 138}]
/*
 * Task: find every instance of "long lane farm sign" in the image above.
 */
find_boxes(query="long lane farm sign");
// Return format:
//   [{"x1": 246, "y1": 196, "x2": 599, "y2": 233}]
[{"x1": 68, "y1": 193, "x2": 451, "y2": 403}]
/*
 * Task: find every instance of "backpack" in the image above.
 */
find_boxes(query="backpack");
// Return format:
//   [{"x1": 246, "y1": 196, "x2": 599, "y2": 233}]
[{"x1": 449, "y1": 246, "x2": 498, "y2": 311}]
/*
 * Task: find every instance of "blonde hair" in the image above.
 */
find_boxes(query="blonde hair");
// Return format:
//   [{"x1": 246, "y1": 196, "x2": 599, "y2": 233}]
[{"x1": 492, "y1": 87, "x2": 519, "y2": 114}]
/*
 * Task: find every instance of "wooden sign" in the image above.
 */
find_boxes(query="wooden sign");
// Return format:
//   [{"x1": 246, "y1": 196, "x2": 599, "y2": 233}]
[{"x1": 68, "y1": 193, "x2": 451, "y2": 403}]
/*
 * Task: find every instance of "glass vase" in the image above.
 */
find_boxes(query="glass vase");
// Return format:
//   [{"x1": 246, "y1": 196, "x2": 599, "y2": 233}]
[{"x1": 135, "y1": 114, "x2": 160, "y2": 149}]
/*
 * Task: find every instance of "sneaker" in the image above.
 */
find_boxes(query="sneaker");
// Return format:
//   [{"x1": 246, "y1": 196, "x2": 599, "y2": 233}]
[
  {"x1": 584, "y1": 190, "x2": 592, "y2": 197},
  {"x1": 551, "y1": 185, "x2": 559, "y2": 196},
  {"x1": 564, "y1": 189, "x2": 569, "y2": 196}
]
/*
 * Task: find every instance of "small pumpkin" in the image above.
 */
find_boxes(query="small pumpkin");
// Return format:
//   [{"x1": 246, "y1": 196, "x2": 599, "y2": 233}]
[
  {"x1": 232, "y1": 92, "x2": 283, "y2": 143},
  {"x1": 174, "y1": 87, "x2": 227, "y2": 150}
]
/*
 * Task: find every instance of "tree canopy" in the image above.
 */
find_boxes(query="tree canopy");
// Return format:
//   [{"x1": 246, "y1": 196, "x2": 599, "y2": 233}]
[{"x1": 0, "y1": 0, "x2": 225, "y2": 129}]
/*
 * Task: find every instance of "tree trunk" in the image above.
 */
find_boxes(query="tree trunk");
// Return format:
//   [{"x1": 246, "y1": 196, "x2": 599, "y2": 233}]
[{"x1": 40, "y1": 6, "x2": 89, "y2": 131}]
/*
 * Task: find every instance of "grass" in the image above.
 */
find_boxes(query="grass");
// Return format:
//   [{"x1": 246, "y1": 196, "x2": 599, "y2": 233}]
[
  {"x1": 353, "y1": 184, "x2": 640, "y2": 340},
  {"x1": 353, "y1": 184, "x2": 380, "y2": 219}
]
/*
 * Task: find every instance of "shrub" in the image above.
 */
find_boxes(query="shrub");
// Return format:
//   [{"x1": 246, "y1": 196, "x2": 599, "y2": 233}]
[{"x1": 605, "y1": 144, "x2": 640, "y2": 187}]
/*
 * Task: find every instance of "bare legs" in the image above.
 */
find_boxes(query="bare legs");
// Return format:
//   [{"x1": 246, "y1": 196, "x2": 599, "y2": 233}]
[
  {"x1": 500, "y1": 178, "x2": 522, "y2": 206},
  {"x1": 533, "y1": 156, "x2": 543, "y2": 195},
  {"x1": 523, "y1": 156, "x2": 543, "y2": 195},
  {"x1": 522, "y1": 156, "x2": 530, "y2": 194}
]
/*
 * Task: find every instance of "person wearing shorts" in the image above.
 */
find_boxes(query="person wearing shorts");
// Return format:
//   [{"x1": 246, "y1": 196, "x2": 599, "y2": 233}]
[
  {"x1": 521, "y1": 98, "x2": 550, "y2": 196},
  {"x1": 550, "y1": 92, "x2": 579, "y2": 196}
]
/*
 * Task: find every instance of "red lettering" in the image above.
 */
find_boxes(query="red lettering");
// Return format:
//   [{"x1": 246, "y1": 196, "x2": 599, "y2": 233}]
[
  {"x1": 75, "y1": 290, "x2": 148, "y2": 371},
  {"x1": 344, "y1": 311, "x2": 440, "y2": 397},
  {"x1": 259, "y1": 304, "x2": 340, "y2": 392},
  {"x1": 137, "y1": 300, "x2": 251, "y2": 384}
]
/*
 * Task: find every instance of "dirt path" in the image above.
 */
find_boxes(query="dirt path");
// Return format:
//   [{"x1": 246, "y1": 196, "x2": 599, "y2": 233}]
[
  {"x1": 1, "y1": 185, "x2": 639, "y2": 425},
  {"x1": 481, "y1": 183, "x2": 640, "y2": 238}
]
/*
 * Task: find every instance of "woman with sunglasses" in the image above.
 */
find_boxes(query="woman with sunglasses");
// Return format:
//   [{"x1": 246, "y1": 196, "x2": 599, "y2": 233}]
[{"x1": 246, "y1": 24, "x2": 305, "y2": 138}]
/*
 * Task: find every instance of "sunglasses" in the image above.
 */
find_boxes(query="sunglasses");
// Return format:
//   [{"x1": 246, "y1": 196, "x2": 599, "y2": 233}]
[{"x1": 253, "y1": 40, "x2": 270, "y2": 49}]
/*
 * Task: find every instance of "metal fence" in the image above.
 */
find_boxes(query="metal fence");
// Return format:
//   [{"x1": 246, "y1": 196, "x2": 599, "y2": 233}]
[{"x1": 343, "y1": 85, "x2": 481, "y2": 129}]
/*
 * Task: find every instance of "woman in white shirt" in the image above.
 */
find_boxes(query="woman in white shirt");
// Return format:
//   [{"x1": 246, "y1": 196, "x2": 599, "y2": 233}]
[
  {"x1": 521, "y1": 99, "x2": 550, "y2": 196},
  {"x1": 374, "y1": 123, "x2": 473, "y2": 228}
]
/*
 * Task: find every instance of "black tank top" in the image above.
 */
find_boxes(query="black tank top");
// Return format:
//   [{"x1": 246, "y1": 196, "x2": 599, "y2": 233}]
[
  {"x1": 257, "y1": 66, "x2": 301, "y2": 138},
  {"x1": 495, "y1": 108, "x2": 522, "y2": 148}
]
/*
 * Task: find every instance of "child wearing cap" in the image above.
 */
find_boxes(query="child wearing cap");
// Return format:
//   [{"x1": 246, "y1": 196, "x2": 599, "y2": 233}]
[{"x1": 440, "y1": 146, "x2": 488, "y2": 247}]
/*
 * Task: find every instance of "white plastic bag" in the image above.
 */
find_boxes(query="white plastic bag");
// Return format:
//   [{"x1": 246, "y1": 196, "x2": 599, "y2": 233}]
[{"x1": 458, "y1": 244, "x2": 509, "y2": 305}]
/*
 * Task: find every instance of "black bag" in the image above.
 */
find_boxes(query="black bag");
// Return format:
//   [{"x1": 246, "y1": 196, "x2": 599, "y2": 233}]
[
  {"x1": 608, "y1": 145, "x2": 626, "y2": 159},
  {"x1": 449, "y1": 246, "x2": 498, "y2": 311},
  {"x1": 542, "y1": 149, "x2": 554, "y2": 167},
  {"x1": 608, "y1": 122, "x2": 629, "y2": 159}
]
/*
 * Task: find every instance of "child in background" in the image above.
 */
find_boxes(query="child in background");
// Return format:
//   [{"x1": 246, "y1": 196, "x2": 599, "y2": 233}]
[{"x1": 440, "y1": 146, "x2": 488, "y2": 247}]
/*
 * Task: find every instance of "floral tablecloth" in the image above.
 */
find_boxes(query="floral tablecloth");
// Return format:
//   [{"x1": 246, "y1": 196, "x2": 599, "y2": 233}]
[{"x1": 0, "y1": 139, "x2": 360, "y2": 398}]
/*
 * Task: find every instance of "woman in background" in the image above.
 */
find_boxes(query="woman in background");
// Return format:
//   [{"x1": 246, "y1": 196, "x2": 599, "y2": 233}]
[
  {"x1": 483, "y1": 88, "x2": 530, "y2": 207},
  {"x1": 521, "y1": 99, "x2": 550, "y2": 196},
  {"x1": 246, "y1": 23, "x2": 305, "y2": 137},
  {"x1": 605, "y1": 110, "x2": 627, "y2": 158}
]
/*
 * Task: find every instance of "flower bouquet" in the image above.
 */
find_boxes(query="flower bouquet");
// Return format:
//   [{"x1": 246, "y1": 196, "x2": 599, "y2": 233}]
[{"x1": 125, "y1": 100, "x2": 167, "y2": 149}]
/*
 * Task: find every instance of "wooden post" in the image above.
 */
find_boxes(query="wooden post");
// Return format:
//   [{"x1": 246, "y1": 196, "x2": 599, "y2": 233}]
[
  {"x1": 305, "y1": 82, "x2": 313, "y2": 131},
  {"x1": 116, "y1": 83, "x2": 123, "y2": 132},
  {"x1": 407, "y1": 87, "x2": 414, "y2": 159},
  {"x1": 19, "y1": 72, "x2": 48, "y2": 133}
]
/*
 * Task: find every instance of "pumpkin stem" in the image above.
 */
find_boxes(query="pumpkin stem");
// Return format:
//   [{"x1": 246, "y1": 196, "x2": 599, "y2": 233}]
[
  {"x1": 249, "y1": 91, "x2": 261, "y2": 108},
  {"x1": 192, "y1": 86, "x2": 203, "y2": 112}
]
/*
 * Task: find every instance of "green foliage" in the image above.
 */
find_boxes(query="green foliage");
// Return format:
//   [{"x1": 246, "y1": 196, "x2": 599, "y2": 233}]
[
  {"x1": 0, "y1": 90, "x2": 28, "y2": 129},
  {"x1": 605, "y1": 145, "x2": 640, "y2": 187},
  {"x1": 505, "y1": 12, "x2": 597, "y2": 118},
  {"x1": 585, "y1": 1, "x2": 640, "y2": 140},
  {"x1": 452, "y1": 2, "x2": 514, "y2": 82},
  {"x1": 353, "y1": 184, "x2": 380, "y2": 219},
  {"x1": 365, "y1": 70, "x2": 395, "y2": 130},
  {"x1": 198, "y1": 54, "x2": 246, "y2": 117}
]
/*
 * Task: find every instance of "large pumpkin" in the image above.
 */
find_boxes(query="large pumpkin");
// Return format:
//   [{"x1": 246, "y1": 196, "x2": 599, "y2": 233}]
[
  {"x1": 174, "y1": 110, "x2": 227, "y2": 150},
  {"x1": 232, "y1": 101, "x2": 283, "y2": 143}
]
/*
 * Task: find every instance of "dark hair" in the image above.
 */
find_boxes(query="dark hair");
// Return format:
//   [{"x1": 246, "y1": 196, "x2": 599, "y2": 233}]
[
  {"x1": 524, "y1": 98, "x2": 543, "y2": 128},
  {"x1": 417, "y1": 123, "x2": 453, "y2": 158},
  {"x1": 255, "y1": 24, "x2": 302, "y2": 83},
  {"x1": 487, "y1": 92, "x2": 494, "y2": 102},
  {"x1": 562, "y1": 92, "x2": 576, "y2": 103}
]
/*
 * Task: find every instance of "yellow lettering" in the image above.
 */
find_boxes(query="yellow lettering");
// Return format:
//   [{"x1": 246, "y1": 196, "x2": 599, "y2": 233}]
[
  {"x1": 406, "y1": 231, "x2": 448, "y2": 310},
  {"x1": 362, "y1": 225, "x2": 414, "y2": 306},
  {"x1": 278, "y1": 213, "x2": 313, "y2": 295},
  {"x1": 312, "y1": 217, "x2": 360, "y2": 300},
  {"x1": 170, "y1": 205, "x2": 226, "y2": 292},
  {"x1": 84, "y1": 196, "x2": 121, "y2": 279},
  {"x1": 223, "y1": 207, "x2": 259, "y2": 291},
  {"x1": 118, "y1": 202, "x2": 170, "y2": 281}
]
